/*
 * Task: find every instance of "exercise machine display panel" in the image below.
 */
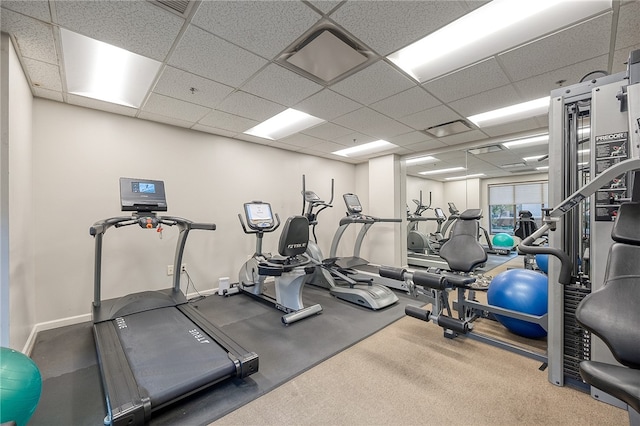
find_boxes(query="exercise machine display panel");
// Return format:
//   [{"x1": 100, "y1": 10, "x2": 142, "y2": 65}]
[
  {"x1": 343, "y1": 193, "x2": 363, "y2": 214},
  {"x1": 120, "y1": 177, "x2": 167, "y2": 212},
  {"x1": 244, "y1": 202, "x2": 275, "y2": 229}
]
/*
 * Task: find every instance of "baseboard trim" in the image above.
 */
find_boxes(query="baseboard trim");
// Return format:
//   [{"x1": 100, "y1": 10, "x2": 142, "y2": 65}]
[{"x1": 23, "y1": 287, "x2": 220, "y2": 355}]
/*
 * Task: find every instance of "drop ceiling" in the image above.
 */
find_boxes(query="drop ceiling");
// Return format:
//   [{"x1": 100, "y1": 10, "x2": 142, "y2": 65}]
[{"x1": 2, "y1": 0, "x2": 639, "y2": 180}]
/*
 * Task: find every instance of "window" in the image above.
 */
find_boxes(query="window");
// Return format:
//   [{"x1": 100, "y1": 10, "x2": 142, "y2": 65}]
[{"x1": 489, "y1": 182, "x2": 548, "y2": 235}]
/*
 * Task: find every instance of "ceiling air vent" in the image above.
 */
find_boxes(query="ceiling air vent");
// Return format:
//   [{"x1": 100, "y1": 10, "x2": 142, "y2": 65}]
[
  {"x1": 424, "y1": 120, "x2": 472, "y2": 138},
  {"x1": 149, "y1": 0, "x2": 191, "y2": 16},
  {"x1": 277, "y1": 21, "x2": 376, "y2": 86}
]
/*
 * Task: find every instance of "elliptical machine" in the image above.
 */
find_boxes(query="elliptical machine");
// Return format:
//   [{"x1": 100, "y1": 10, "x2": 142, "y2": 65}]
[
  {"x1": 301, "y1": 176, "x2": 398, "y2": 310},
  {"x1": 228, "y1": 201, "x2": 322, "y2": 325},
  {"x1": 407, "y1": 191, "x2": 447, "y2": 255}
]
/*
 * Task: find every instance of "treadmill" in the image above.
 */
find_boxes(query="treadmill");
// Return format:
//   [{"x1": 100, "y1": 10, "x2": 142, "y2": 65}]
[
  {"x1": 329, "y1": 193, "x2": 409, "y2": 293},
  {"x1": 90, "y1": 178, "x2": 258, "y2": 425}
]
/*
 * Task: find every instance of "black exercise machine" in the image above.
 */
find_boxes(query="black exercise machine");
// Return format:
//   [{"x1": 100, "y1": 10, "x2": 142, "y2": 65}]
[{"x1": 90, "y1": 178, "x2": 258, "y2": 425}]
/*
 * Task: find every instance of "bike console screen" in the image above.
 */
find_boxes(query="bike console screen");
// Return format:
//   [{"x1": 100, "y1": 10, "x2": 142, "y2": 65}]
[
  {"x1": 343, "y1": 193, "x2": 363, "y2": 215},
  {"x1": 120, "y1": 177, "x2": 168, "y2": 212},
  {"x1": 244, "y1": 202, "x2": 274, "y2": 229}
]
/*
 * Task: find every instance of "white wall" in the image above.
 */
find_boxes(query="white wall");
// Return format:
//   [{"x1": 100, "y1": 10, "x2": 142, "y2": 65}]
[
  {"x1": 1, "y1": 34, "x2": 36, "y2": 350},
  {"x1": 31, "y1": 99, "x2": 356, "y2": 325}
]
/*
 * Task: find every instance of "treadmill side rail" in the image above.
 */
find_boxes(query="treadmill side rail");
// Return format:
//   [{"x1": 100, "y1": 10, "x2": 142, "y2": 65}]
[
  {"x1": 94, "y1": 321, "x2": 151, "y2": 426},
  {"x1": 179, "y1": 303, "x2": 259, "y2": 378}
]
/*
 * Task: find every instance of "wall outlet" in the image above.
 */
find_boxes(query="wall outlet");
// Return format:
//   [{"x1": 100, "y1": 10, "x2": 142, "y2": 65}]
[{"x1": 167, "y1": 264, "x2": 187, "y2": 276}]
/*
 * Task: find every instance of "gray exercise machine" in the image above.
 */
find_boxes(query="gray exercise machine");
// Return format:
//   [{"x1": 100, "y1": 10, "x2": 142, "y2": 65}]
[
  {"x1": 301, "y1": 177, "x2": 399, "y2": 310},
  {"x1": 329, "y1": 192, "x2": 410, "y2": 293},
  {"x1": 226, "y1": 201, "x2": 322, "y2": 325},
  {"x1": 90, "y1": 178, "x2": 258, "y2": 426},
  {"x1": 382, "y1": 208, "x2": 549, "y2": 363}
]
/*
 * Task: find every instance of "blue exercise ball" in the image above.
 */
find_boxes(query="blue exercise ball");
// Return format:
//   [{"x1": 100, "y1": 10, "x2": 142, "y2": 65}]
[
  {"x1": 492, "y1": 233, "x2": 515, "y2": 249},
  {"x1": 487, "y1": 269, "x2": 548, "y2": 339},
  {"x1": 535, "y1": 254, "x2": 549, "y2": 274},
  {"x1": 0, "y1": 347, "x2": 42, "y2": 426}
]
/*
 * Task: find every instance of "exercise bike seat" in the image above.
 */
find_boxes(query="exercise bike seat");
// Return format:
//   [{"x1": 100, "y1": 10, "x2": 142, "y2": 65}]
[
  {"x1": 259, "y1": 216, "x2": 310, "y2": 275},
  {"x1": 575, "y1": 202, "x2": 640, "y2": 418},
  {"x1": 438, "y1": 209, "x2": 488, "y2": 273}
]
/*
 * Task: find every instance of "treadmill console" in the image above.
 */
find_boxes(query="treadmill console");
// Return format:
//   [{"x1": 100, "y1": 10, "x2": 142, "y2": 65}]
[
  {"x1": 244, "y1": 202, "x2": 275, "y2": 230},
  {"x1": 343, "y1": 193, "x2": 363, "y2": 215},
  {"x1": 120, "y1": 177, "x2": 167, "y2": 212}
]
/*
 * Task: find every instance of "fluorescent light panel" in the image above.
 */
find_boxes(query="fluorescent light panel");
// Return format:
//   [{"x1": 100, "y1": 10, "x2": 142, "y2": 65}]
[
  {"x1": 445, "y1": 173, "x2": 485, "y2": 181},
  {"x1": 419, "y1": 166, "x2": 465, "y2": 175},
  {"x1": 468, "y1": 97, "x2": 550, "y2": 128},
  {"x1": 60, "y1": 29, "x2": 161, "y2": 108},
  {"x1": 244, "y1": 108, "x2": 325, "y2": 140},
  {"x1": 536, "y1": 166, "x2": 549, "y2": 171},
  {"x1": 387, "y1": 0, "x2": 611, "y2": 83},
  {"x1": 406, "y1": 155, "x2": 437, "y2": 165},
  {"x1": 332, "y1": 140, "x2": 397, "y2": 157},
  {"x1": 523, "y1": 155, "x2": 547, "y2": 162},
  {"x1": 502, "y1": 134, "x2": 549, "y2": 148}
]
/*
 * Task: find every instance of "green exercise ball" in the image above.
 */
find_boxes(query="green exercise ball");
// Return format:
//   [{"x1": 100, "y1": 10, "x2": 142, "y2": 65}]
[
  {"x1": 0, "y1": 347, "x2": 42, "y2": 426},
  {"x1": 492, "y1": 232, "x2": 515, "y2": 248}
]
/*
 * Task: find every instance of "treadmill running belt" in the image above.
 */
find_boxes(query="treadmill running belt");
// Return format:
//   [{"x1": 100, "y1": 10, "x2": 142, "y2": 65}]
[{"x1": 115, "y1": 306, "x2": 236, "y2": 407}]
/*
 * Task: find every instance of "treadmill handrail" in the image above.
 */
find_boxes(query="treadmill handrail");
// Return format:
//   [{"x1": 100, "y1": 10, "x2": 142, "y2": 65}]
[{"x1": 90, "y1": 214, "x2": 217, "y2": 307}]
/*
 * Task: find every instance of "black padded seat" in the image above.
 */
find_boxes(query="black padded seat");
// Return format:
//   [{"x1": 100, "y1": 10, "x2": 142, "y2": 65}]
[
  {"x1": 575, "y1": 202, "x2": 640, "y2": 420},
  {"x1": 259, "y1": 216, "x2": 310, "y2": 274},
  {"x1": 439, "y1": 209, "x2": 488, "y2": 273}
]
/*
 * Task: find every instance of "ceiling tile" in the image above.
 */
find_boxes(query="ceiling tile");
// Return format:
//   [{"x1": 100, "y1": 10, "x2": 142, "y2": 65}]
[
  {"x1": 331, "y1": 131, "x2": 376, "y2": 146},
  {"x1": 300, "y1": 122, "x2": 354, "y2": 140},
  {"x1": 332, "y1": 107, "x2": 413, "y2": 139},
  {"x1": 304, "y1": 140, "x2": 349, "y2": 154},
  {"x1": 168, "y1": 25, "x2": 268, "y2": 87},
  {"x1": 514, "y1": 55, "x2": 609, "y2": 99},
  {"x1": 330, "y1": 60, "x2": 415, "y2": 105},
  {"x1": 370, "y1": 86, "x2": 441, "y2": 119},
  {"x1": 54, "y1": 0, "x2": 184, "y2": 61},
  {"x1": 191, "y1": 1, "x2": 321, "y2": 59},
  {"x1": 440, "y1": 130, "x2": 488, "y2": 147},
  {"x1": 216, "y1": 91, "x2": 286, "y2": 122},
  {"x1": 280, "y1": 133, "x2": 326, "y2": 149},
  {"x1": 138, "y1": 110, "x2": 194, "y2": 129},
  {"x1": 330, "y1": 1, "x2": 471, "y2": 56},
  {"x1": 423, "y1": 58, "x2": 512, "y2": 103},
  {"x1": 192, "y1": 124, "x2": 237, "y2": 138},
  {"x1": 141, "y1": 93, "x2": 210, "y2": 123},
  {"x1": 480, "y1": 119, "x2": 545, "y2": 138},
  {"x1": 22, "y1": 57, "x2": 61, "y2": 91},
  {"x1": 499, "y1": 13, "x2": 613, "y2": 82},
  {"x1": 153, "y1": 66, "x2": 234, "y2": 109},
  {"x1": 198, "y1": 110, "x2": 258, "y2": 133},
  {"x1": 67, "y1": 94, "x2": 137, "y2": 117},
  {"x1": 2, "y1": 1, "x2": 51, "y2": 22},
  {"x1": 398, "y1": 104, "x2": 463, "y2": 131},
  {"x1": 387, "y1": 131, "x2": 433, "y2": 147},
  {"x1": 294, "y1": 89, "x2": 362, "y2": 121},
  {"x1": 241, "y1": 64, "x2": 323, "y2": 107},
  {"x1": 404, "y1": 139, "x2": 448, "y2": 153},
  {"x1": 614, "y1": 1, "x2": 640, "y2": 52},
  {"x1": 448, "y1": 84, "x2": 521, "y2": 117},
  {"x1": 2, "y1": 9, "x2": 57, "y2": 64},
  {"x1": 33, "y1": 87, "x2": 63, "y2": 102}
]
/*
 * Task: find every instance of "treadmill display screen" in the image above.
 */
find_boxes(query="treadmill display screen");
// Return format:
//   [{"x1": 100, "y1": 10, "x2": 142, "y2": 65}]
[
  {"x1": 120, "y1": 177, "x2": 168, "y2": 212},
  {"x1": 343, "y1": 193, "x2": 362, "y2": 214},
  {"x1": 435, "y1": 208, "x2": 445, "y2": 219},
  {"x1": 245, "y1": 203, "x2": 274, "y2": 229}
]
